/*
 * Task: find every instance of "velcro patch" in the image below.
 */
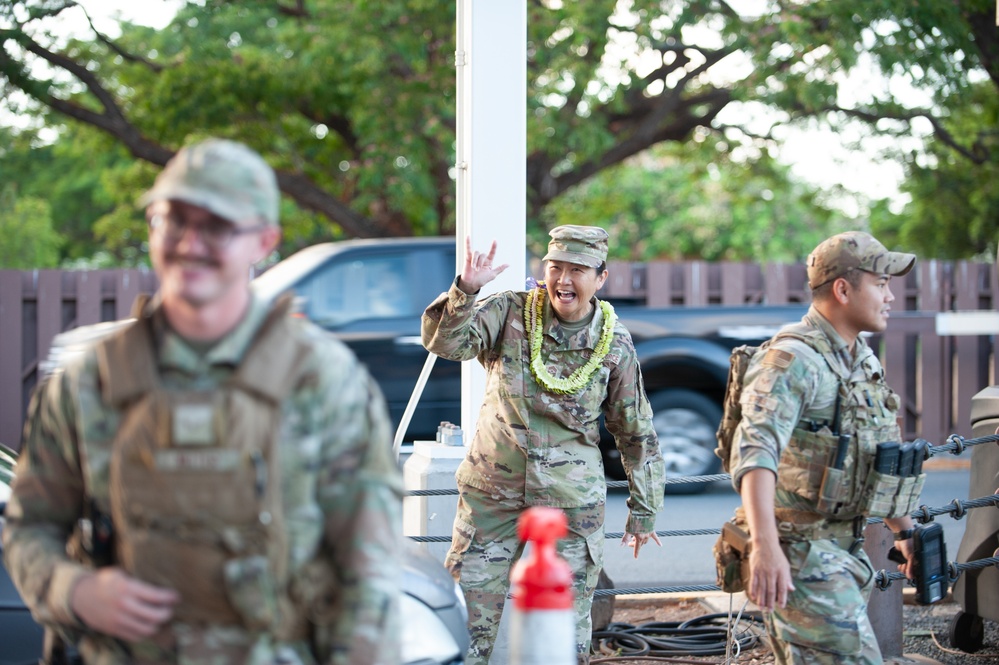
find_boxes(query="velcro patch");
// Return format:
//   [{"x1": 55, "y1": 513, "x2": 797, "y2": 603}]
[
  {"x1": 746, "y1": 393, "x2": 779, "y2": 413},
  {"x1": 155, "y1": 449, "x2": 241, "y2": 471},
  {"x1": 761, "y1": 348, "x2": 794, "y2": 369}
]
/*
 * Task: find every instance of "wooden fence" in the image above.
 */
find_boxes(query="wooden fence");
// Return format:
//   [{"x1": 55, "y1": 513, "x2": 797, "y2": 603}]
[{"x1": 1, "y1": 260, "x2": 996, "y2": 451}]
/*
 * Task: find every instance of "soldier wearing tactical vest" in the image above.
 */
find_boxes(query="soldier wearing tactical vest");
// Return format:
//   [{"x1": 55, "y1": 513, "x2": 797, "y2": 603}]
[
  {"x1": 3, "y1": 139, "x2": 404, "y2": 664},
  {"x1": 727, "y1": 232, "x2": 920, "y2": 664}
]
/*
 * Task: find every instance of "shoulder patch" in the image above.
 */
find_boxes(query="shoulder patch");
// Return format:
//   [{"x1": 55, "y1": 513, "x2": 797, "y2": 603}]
[{"x1": 761, "y1": 348, "x2": 795, "y2": 369}]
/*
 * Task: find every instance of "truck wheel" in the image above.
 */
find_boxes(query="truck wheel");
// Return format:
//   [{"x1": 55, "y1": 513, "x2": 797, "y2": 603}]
[{"x1": 648, "y1": 389, "x2": 723, "y2": 495}]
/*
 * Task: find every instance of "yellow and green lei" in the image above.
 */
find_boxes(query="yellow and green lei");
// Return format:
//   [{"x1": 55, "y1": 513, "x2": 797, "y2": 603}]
[{"x1": 524, "y1": 286, "x2": 616, "y2": 395}]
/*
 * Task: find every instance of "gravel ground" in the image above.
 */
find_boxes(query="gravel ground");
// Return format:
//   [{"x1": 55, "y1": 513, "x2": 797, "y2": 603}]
[{"x1": 593, "y1": 595, "x2": 999, "y2": 664}]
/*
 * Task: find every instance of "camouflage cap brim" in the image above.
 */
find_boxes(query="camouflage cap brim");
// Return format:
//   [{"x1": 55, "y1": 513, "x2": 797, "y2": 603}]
[
  {"x1": 541, "y1": 248, "x2": 604, "y2": 268},
  {"x1": 864, "y1": 251, "x2": 915, "y2": 277}
]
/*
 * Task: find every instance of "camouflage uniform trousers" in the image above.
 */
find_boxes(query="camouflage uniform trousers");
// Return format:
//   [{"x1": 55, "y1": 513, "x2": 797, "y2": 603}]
[
  {"x1": 446, "y1": 484, "x2": 604, "y2": 665},
  {"x1": 764, "y1": 536, "x2": 882, "y2": 665}
]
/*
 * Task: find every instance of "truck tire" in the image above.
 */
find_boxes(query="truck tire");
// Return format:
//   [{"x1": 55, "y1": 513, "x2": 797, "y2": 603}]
[{"x1": 649, "y1": 388, "x2": 723, "y2": 495}]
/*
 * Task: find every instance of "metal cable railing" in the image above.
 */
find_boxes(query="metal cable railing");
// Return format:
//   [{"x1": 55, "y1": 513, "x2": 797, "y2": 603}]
[{"x1": 406, "y1": 432, "x2": 999, "y2": 596}]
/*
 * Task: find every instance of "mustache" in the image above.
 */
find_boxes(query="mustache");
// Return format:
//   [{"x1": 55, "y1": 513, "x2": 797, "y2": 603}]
[{"x1": 164, "y1": 251, "x2": 221, "y2": 269}]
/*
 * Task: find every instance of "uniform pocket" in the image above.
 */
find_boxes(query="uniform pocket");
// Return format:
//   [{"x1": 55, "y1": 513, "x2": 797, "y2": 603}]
[
  {"x1": 495, "y1": 341, "x2": 528, "y2": 398},
  {"x1": 222, "y1": 555, "x2": 277, "y2": 632},
  {"x1": 771, "y1": 541, "x2": 864, "y2": 655},
  {"x1": 444, "y1": 517, "x2": 476, "y2": 581},
  {"x1": 584, "y1": 527, "x2": 605, "y2": 571}
]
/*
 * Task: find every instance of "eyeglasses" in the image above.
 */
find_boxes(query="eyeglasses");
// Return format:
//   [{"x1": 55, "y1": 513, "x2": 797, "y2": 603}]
[{"x1": 148, "y1": 213, "x2": 266, "y2": 250}]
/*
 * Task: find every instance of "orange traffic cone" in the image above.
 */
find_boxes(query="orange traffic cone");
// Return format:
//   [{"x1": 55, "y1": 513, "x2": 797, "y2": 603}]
[{"x1": 509, "y1": 506, "x2": 576, "y2": 665}]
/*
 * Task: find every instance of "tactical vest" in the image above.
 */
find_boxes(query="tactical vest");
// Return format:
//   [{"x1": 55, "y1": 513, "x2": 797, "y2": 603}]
[
  {"x1": 93, "y1": 295, "x2": 315, "y2": 656},
  {"x1": 777, "y1": 324, "x2": 925, "y2": 520},
  {"x1": 718, "y1": 323, "x2": 924, "y2": 521}
]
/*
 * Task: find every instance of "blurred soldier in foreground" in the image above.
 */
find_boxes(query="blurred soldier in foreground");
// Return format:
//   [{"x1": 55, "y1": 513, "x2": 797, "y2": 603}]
[
  {"x1": 3, "y1": 138, "x2": 404, "y2": 664},
  {"x1": 728, "y1": 232, "x2": 920, "y2": 664},
  {"x1": 422, "y1": 227, "x2": 666, "y2": 664}
]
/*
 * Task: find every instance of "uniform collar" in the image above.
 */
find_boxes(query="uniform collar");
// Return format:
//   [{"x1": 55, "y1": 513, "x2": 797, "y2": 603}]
[
  {"x1": 803, "y1": 305, "x2": 871, "y2": 368},
  {"x1": 543, "y1": 295, "x2": 604, "y2": 348},
  {"x1": 149, "y1": 292, "x2": 273, "y2": 373}
]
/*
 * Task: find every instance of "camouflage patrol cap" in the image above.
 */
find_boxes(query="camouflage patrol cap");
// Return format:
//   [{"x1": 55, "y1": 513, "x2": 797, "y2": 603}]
[
  {"x1": 139, "y1": 138, "x2": 279, "y2": 226},
  {"x1": 542, "y1": 225, "x2": 609, "y2": 269},
  {"x1": 807, "y1": 231, "x2": 915, "y2": 289}
]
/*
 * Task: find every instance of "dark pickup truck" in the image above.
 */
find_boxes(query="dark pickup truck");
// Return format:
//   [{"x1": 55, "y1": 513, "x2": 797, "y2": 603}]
[{"x1": 252, "y1": 236, "x2": 808, "y2": 493}]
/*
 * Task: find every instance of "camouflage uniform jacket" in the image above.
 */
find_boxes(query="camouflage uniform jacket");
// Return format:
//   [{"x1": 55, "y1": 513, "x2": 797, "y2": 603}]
[
  {"x1": 728, "y1": 305, "x2": 900, "y2": 514},
  {"x1": 3, "y1": 293, "x2": 404, "y2": 665},
  {"x1": 422, "y1": 281, "x2": 664, "y2": 533}
]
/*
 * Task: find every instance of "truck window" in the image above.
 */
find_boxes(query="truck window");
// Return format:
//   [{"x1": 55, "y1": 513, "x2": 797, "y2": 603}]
[{"x1": 298, "y1": 255, "x2": 414, "y2": 327}]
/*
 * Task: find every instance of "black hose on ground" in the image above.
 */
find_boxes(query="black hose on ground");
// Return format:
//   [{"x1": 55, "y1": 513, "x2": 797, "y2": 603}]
[{"x1": 591, "y1": 611, "x2": 767, "y2": 661}]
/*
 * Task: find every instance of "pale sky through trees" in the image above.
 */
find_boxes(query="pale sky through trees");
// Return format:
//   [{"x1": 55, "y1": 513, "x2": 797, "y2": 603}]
[{"x1": 30, "y1": 0, "x2": 913, "y2": 217}]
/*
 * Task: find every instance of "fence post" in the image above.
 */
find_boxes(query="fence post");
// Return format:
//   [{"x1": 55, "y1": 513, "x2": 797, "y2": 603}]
[{"x1": 865, "y1": 523, "x2": 903, "y2": 657}]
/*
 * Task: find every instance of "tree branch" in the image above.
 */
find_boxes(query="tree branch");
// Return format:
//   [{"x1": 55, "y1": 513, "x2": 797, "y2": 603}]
[
  {"x1": 829, "y1": 104, "x2": 990, "y2": 164},
  {"x1": 77, "y1": 6, "x2": 164, "y2": 72},
  {"x1": 4, "y1": 30, "x2": 403, "y2": 235}
]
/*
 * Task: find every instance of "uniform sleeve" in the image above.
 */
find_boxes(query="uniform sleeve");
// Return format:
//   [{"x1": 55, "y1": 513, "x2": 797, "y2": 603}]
[
  {"x1": 602, "y1": 333, "x2": 665, "y2": 533},
  {"x1": 2, "y1": 370, "x2": 91, "y2": 630},
  {"x1": 729, "y1": 341, "x2": 819, "y2": 491},
  {"x1": 421, "y1": 279, "x2": 512, "y2": 362},
  {"x1": 314, "y1": 350, "x2": 405, "y2": 665}
]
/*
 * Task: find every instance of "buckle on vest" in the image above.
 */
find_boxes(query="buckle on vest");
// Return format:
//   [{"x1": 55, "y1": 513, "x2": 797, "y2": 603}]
[{"x1": 848, "y1": 515, "x2": 866, "y2": 555}]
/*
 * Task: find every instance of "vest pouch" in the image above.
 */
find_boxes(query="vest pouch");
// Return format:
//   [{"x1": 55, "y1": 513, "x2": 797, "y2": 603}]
[
  {"x1": 815, "y1": 466, "x2": 850, "y2": 517},
  {"x1": 857, "y1": 470, "x2": 902, "y2": 518},
  {"x1": 777, "y1": 429, "x2": 842, "y2": 506},
  {"x1": 713, "y1": 520, "x2": 750, "y2": 593},
  {"x1": 223, "y1": 555, "x2": 279, "y2": 633},
  {"x1": 892, "y1": 474, "x2": 926, "y2": 517}
]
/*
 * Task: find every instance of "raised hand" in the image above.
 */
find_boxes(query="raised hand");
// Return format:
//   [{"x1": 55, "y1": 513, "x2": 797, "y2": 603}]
[{"x1": 457, "y1": 236, "x2": 509, "y2": 294}]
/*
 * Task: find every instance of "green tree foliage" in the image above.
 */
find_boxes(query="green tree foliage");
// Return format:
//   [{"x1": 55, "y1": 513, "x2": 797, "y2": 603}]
[
  {"x1": 0, "y1": 0, "x2": 995, "y2": 263},
  {"x1": 0, "y1": 183, "x2": 61, "y2": 268},
  {"x1": 872, "y1": 82, "x2": 999, "y2": 259},
  {"x1": 730, "y1": 0, "x2": 999, "y2": 258},
  {"x1": 538, "y1": 136, "x2": 849, "y2": 262}
]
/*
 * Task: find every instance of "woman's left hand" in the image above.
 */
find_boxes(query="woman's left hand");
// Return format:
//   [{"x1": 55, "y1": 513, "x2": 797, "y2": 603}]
[{"x1": 621, "y1": 531, "x2": 662, "y2": 558}]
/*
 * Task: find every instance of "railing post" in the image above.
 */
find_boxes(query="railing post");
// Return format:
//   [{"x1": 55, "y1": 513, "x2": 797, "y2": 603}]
[{"x1": 864, "y1": 523, "x2": 904, "y2": 657}]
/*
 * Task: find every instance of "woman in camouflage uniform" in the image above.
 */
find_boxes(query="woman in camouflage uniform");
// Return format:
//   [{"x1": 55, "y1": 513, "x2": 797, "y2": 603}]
[{"x1": 422, "y1": 226, "x2": 666, "y2": 665}]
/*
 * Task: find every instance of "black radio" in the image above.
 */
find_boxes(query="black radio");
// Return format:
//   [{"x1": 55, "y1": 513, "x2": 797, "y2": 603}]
[{"x1": 888, "y1": 522, "x2": 948, "y2": 604}]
